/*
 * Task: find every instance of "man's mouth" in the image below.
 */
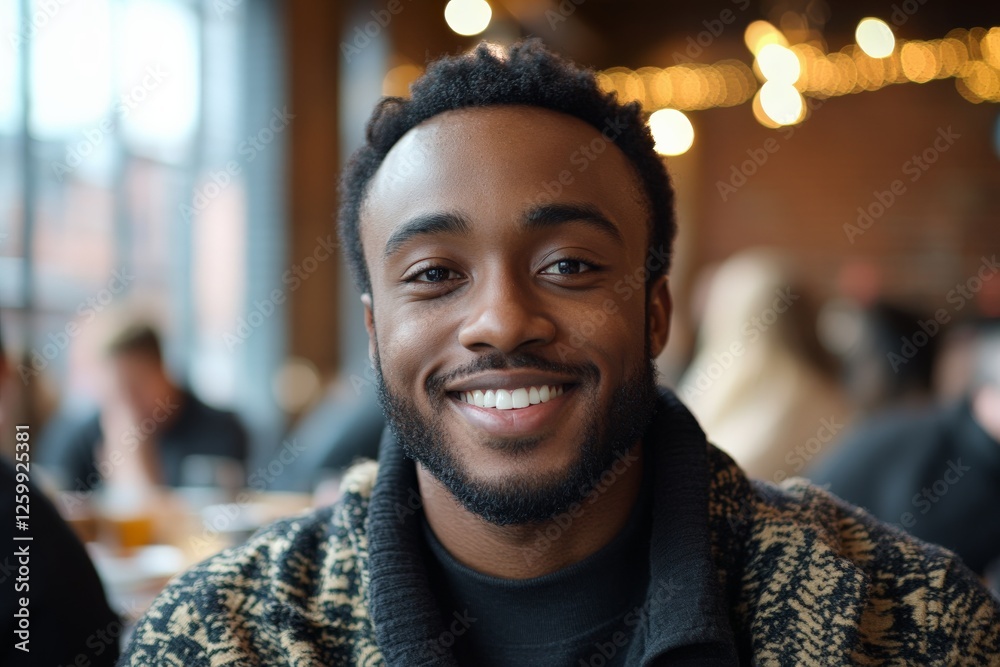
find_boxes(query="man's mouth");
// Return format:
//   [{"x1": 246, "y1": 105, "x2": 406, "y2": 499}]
[{"x1": 449, "y1": 384, "x2": 566, "y2": 410}]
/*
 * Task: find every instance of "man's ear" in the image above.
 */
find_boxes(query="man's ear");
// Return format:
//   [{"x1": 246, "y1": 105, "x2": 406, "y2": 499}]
[
  {"x1": 361, "y1": 293, "x2": 376, "y2": 365},
  {"x1": 647, "y1": 275, "x2": 672, "y2": 358}
]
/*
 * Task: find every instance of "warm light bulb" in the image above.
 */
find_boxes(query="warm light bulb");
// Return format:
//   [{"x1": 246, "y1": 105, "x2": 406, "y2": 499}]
[
  {"x1": 744, "y1": 20, "x2": 788, "y2": 56},
  {"x1": 756, "y1": 43, "x2": 801, "y2": 84},
  {"x1": 856, "y1": 18, "x2": 895, "y2": 58},
  {"x1": 444, "y1": 0, "x2": 492, "y2": 37},
  {"x1": 758, "y1": 82, "x2": 804, "y2": 126},
  {"x1": 648, "y1": 108, "x2": 694, "y2": 156}
]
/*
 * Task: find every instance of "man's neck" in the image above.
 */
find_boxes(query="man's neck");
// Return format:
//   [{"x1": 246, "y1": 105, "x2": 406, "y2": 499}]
[{"x1": 417, "y1": 440, "x2": 645, "y2": 580}]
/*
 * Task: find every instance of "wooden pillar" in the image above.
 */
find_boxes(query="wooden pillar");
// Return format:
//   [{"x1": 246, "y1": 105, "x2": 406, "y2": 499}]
[{"x1": 285, "y1": 0, "x2": 343, "y2": 379}]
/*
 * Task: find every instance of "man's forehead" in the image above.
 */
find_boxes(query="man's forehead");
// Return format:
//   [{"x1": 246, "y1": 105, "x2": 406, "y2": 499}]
[{"x1": 361, "y1": 105, "x2": 645, "y2": 229}]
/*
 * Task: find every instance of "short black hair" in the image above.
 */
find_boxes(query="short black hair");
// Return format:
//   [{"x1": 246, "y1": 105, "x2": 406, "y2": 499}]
[{"x1": 337, "y1": 39, "x2": 676, "y2": 297}]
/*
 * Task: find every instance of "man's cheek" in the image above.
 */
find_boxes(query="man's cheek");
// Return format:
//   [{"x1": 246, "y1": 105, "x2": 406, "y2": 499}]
[{"x1": 384, "y1": 334, "x2": 445, "y2": 399}]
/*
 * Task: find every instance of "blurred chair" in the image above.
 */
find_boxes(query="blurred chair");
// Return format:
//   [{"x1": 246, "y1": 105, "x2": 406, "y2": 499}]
[{"x1": 677, "y1": 249, "x2": 848, "y2": 481}]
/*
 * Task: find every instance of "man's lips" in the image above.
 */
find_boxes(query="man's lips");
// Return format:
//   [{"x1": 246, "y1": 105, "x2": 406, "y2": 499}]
[{"x1": 447, "y1": 384, "x2": 577, "y2": 438}]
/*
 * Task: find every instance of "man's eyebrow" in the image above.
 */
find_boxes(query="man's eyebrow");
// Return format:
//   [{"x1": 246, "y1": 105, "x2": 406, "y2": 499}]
[
  {"x1": 522, "y1": 203, "x2": 624, "y2": 246},
  {"x1": 383, "y1": 211, "x2": 473, "y2": 260}
]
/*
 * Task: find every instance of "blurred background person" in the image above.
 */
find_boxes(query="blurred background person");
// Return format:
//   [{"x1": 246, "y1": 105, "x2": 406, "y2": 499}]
[
  {"x1": 1, "y1": 321, "x2": 121, "y2": 667},
  {"x1": 821, "y1": 299, "x2": 940, "y2": 415},
  {"x1": 677, "y1": 249, "x2": 848, "y2": 481},
  {"x1": 38, "y1": 322, "x2": 248, "y2": 494},
  {"x1": 810, "y1": 319, "x2": 1000, "y2": 593}
]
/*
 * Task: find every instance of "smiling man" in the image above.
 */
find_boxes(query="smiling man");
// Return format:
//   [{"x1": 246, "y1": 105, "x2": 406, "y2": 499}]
[{"x1": 122, "y1": 40, "x2": 1000, "y2": 666}]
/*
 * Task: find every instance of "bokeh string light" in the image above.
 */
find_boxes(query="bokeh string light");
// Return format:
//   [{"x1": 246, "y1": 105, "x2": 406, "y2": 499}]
[
  {"x1": 444, "y1": 0, "x2": 492, "y2": 37},
  {"x1": 594, "y1": 23, "x2": 1000, "y2": 154}
]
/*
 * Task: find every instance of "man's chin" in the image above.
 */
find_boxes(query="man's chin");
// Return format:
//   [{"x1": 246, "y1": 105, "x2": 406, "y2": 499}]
[
  {"x1": 404, "y1": 423, "x2": 637, "y2": 526},
  {"x1": 421, "y1": 460, "x2": 601, "y2": 526}
]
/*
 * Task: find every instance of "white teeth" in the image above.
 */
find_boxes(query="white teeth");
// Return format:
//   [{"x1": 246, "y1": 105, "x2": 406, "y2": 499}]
[
  {"x1": 457, "y1": 384, "x2": 564, "y2": 410},
  {"x1": 511, "y1": 388, "x2": 529, "y2": 408},
  {"x1": 495, "y1": 389, "x2": 513, "y2": 410}
]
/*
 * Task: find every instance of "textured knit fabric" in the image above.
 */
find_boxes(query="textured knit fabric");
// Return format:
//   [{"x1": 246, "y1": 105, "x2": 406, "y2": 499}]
[{"x1": 119, "y1": 389, "x2": 1000, "y2": 666}]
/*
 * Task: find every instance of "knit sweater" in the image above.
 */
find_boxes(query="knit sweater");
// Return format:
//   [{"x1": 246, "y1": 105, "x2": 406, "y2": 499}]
[{"x1": 120, "y1": 390, "x2": 1000, "y2": 666}]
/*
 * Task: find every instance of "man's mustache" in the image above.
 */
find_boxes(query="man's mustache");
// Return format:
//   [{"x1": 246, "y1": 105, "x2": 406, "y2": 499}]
[{"x1": 426, "y1": 352, "x2": 600, "y2": 396}]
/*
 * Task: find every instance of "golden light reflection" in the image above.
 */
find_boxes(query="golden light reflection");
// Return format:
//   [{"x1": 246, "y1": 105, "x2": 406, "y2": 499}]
[
  {"x1": 601, "y1": 62, "x2": 756, "y2": 112},
  {"x1": 648, "y1": 109, "x2": 695, "y2": 155},
  {"x1": 756, "y1": 43, "x2": 801, "y2": 84},
  {"x1": 745, "y1": 21, "x2": 788, "y2": 56},
  {"x1": 444, "y1": 0, "x2": 491, "y2": 36},
  {"x1": 758, "y1": 81, "x2": 804, "y2": 125},
  {"x1": 856, "y1": 18, "x2": 895, "y2": 59},
  {"x1": 901, "y1": 41, "x2": 937, "y2": 83},
  {"x1": 597, "y1": 25, "x2": 1000, "y2": 124},
  {"x1": 751, "y1": 89, "x2": 782, "y2": 128},
  {"x1": 982, "y1": 27, "x2": 1000, "y2": 69}
]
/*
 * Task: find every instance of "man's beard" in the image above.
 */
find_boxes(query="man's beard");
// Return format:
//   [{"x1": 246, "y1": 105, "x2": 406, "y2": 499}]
[{"x1": 372, "y1": 340, "x2": 659, "y2": 526}]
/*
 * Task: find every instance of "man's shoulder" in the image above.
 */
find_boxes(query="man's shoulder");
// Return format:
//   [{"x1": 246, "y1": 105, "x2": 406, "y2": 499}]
[
  {"x1": 706, "y1": 444, "x2": 1000, "y2": 661},
  {"x1": 181, "y1": 391, "x2": 246, "y2": 432},
  {"x1": 120, "y1": 460, "x2": 381, "y2": 665},
  {"x1": 170, "y1": 458, "x2": 378, "y2": 595}
]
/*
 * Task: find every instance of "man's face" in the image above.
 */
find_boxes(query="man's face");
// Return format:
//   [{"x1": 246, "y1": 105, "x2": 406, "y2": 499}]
[
  {"x1": 360, "y1": 106, "x2": 671, "y2": 525},
  {"x1": 107, "y1": 352, "x2": 170, "y2": 422}
]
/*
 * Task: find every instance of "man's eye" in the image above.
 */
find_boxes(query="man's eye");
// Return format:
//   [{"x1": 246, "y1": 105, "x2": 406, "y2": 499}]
[
  {"x1": 408, "y1": 266, "x2": 459, "y2": 283},
  {"x1": 540, "y1": 258, "x2": 596, "y2": 275}
]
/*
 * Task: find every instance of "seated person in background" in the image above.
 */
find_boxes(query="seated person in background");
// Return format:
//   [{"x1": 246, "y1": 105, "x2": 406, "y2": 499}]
[
  {"x1": 811, "y1": 319, "x2": 1000, "y2": 592},
  {"x1": 677, "y1": 249, "x2": 847, "y2": 481},
  {"x1": 1, "y1": 323, "x2": 120, "y2": 667},
  {"x1": 122, "y1": 41, "x2": 999, "y2": 665},
  {"x1": 839, "y1": 300, "x2": 940, "y2": 415},
  {"x1": 39, "y1": 323, "x2": 248, "y2": 492}
]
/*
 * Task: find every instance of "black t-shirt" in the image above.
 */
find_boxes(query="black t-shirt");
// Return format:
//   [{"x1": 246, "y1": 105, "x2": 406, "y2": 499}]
[{"x1": 421, "y1": 461, "x2": 653, "y2": 667}]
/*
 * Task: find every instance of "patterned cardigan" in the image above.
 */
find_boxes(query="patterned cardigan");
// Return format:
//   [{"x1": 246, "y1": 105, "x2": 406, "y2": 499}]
[{"x1": 120, "y1": 395, "x2": 1000, "y2": 666}]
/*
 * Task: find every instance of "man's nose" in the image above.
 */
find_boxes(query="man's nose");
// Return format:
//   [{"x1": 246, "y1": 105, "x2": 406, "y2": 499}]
[{"x1": 457, "y1": 276, "x2": 557, "y2": 354}]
